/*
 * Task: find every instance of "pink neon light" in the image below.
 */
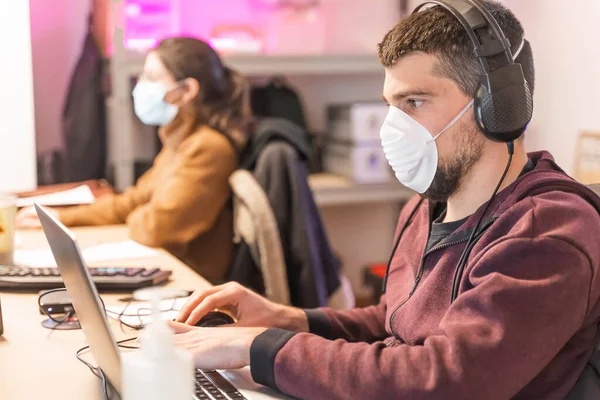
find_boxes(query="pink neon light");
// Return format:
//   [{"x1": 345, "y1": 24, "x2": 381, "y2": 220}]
[
  {"x1": 126, "y1": 38, "x2": 159, "y2": 50},
  {"x1": 122, "y1": 0, "x2": 268, "y2": 52},
  {"x1": 123, "y1": 0, "x2": 177, "y2": 51},
  {"x1": 120, "y1": 0, "x2": 325, "y2": 55},
  {"x1": 124, "y1": 4, "x2": 142, "y2": 17}
]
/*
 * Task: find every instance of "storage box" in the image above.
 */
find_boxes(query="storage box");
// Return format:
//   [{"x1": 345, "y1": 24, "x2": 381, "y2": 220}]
[
  {"x1": 323, "y1": 142, "x2": 391, "y2": 184},
  {"x1": 327, "y1": 103, "x2": 389, "y2": 145}
]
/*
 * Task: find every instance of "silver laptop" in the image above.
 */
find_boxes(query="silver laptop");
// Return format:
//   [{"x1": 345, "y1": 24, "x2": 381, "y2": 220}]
[{"x1": 35, "y1": 203, "x2": 289, "y2": 400}]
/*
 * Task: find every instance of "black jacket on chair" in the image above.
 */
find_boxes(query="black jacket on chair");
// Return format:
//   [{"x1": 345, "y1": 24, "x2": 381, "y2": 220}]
[
  {"x1": 62, "y1": 27, "x2": 106, "y2": 182},
  {"x1": 228, "y1": 118, "x2": 341, "y2": 308}
]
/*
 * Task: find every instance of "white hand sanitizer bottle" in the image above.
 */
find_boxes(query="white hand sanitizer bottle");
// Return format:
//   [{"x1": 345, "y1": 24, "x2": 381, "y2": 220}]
[{"x1": 122, "y1": 288, "x2": 194, "y2": 400}]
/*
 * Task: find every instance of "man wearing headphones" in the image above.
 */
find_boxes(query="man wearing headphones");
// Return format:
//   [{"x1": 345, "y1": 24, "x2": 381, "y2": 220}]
[{"x1": 171, "y1": 1, "x2": 600, "y2": 399}]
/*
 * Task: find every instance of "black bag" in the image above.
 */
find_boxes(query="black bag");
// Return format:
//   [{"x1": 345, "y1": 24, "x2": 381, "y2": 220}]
[{"x1": 250, "y1": 77, "x2": 307, "y2": 130}]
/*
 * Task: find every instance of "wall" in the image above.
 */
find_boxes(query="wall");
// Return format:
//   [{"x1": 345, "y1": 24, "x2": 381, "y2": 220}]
[
  {"x1": 0, "y1": 2, "x2": 37, "y2": 192},
  {"x1": 498, "y1": 0, "x2": 600, "y2": 175},
  {"x1": 29, "y1": 0, "x2": 91, "y2": 156}
]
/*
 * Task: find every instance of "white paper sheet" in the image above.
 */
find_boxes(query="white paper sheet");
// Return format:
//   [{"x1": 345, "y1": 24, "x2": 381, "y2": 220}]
[
  {"x1": 81, "y1": 240, "x2": 160, "y2": 263},
  {"x1": 14, "y1": 240, "x2": 160, "y2": 267},
  {"x1": 105, "y1": 297, "x2": 190, "y2": 328},
  {"x1": 16, "y1": 185, "x2": 95, "y2": 208}
]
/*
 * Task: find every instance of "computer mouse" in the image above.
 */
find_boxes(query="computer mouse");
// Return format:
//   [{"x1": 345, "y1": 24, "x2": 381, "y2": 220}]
[{"x1": 195, "y1": 311, "x2": 235, "y2": 327}]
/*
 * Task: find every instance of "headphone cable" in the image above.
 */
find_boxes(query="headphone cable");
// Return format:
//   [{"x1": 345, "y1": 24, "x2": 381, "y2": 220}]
[{"x1": 450, "y1": 141, "x2": 514, "y2": 302}]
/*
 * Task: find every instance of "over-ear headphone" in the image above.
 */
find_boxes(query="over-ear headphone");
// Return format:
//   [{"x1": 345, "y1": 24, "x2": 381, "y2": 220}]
[{"x1": 412, "y1": 0, "x2": 533, "y2": 143}]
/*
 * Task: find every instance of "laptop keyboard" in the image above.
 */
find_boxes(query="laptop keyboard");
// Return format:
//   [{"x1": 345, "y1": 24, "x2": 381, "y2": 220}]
[{"x1": 195, "y1": 370, "x2": 246, "y2": 400}]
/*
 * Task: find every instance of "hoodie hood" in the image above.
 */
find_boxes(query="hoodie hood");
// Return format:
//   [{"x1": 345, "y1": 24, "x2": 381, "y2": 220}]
[{"x1": 462, "y1": 151, "x2": 600, "y2": 230}]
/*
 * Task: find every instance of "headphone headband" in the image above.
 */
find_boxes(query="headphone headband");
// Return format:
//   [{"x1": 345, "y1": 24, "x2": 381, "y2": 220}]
[
  {"x1": 413, "y1": 0, "x2": 515, "y2": 72},
  {"x1": 412, "y1": 0, "x2": 533, "y2": 143}
]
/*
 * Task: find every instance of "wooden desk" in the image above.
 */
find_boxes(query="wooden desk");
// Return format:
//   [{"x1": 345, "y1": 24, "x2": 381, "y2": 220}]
[{"x1": 0, "y1": 225, "x2": 211, "y2": 400}]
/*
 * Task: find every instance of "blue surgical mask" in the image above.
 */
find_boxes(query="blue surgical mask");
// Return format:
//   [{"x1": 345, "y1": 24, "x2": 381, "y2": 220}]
[{"x1": 132, "y1": 80, "x2": 179, "y2": 126}]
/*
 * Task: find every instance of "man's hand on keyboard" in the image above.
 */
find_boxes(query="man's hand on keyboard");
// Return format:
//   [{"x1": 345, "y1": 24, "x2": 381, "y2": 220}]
[
  {"x1": 176, "y1": 281, "x2": 308, "y2": 332},
  {"x1": 169, "y1": 321, "x2": 265, "y2": 370}
]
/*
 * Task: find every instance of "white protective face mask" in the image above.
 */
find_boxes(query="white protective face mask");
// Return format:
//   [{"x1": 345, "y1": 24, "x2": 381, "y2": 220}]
[
  {"x1": 132, "y1": 80, "x2": 179, "y2": 126},
  {"x1": 380, "y1": 100, "x2": 474, "y2": 193},
  {"x1": 380, "y1": 39, "x2": 526, "y2": 193}
]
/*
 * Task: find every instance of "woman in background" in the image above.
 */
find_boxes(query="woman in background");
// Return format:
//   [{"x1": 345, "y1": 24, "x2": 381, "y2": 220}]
[{"x1": 17, "y1": 37, "x2": 250, "y2": 282}]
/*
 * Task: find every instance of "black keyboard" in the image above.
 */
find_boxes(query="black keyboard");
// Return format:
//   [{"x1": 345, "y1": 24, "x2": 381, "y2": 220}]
[
  {"x1": 0, "y1": 265, "x2": 171, "y2": 290},
  {"x1": 195, "y1": 370, "x2": 246, "y2": 400}
]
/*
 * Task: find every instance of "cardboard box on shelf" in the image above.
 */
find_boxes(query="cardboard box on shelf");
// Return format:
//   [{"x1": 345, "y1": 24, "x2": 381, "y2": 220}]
[{"x1": 327, "y1": 102, "x2": 389, "y2": 145}]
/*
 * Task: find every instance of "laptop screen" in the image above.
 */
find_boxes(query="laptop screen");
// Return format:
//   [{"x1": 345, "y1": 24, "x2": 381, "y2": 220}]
[{"x1": 35, "y1": 204, "x2": 123, "y2": 392}]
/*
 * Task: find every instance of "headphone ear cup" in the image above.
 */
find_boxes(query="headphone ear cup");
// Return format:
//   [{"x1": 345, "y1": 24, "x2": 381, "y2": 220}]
[
  {"x1": 475, "y1": 80, "x2": 533, "y2": 142},
  {"x1": 474, "y1": 83, "x2": 490, "y2": 137}
]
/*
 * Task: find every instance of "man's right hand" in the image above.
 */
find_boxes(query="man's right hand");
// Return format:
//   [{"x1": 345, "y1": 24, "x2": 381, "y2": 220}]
[{"x1": 176, "y1": 281, "x2": 309, "y2": 333}]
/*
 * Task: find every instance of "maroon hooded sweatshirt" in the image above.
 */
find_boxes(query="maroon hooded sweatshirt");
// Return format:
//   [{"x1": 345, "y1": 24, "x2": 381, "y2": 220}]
[{"x1": 249, "y1": 151, "x2": 600, "y2": 400}]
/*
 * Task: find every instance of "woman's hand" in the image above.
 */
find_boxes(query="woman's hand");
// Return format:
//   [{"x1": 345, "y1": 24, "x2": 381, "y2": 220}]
[
  {"x1": 176, "y1": 281, "x2": 309, "y2": 332},
  {"x1": 16, "y1": 206, "x2": 59, "y2": 229}
]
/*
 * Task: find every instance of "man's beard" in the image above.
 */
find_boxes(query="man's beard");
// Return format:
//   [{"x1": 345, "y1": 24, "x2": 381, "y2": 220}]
[{"x1": 421, "y1": 120, "x2": 484, "y2": 203}]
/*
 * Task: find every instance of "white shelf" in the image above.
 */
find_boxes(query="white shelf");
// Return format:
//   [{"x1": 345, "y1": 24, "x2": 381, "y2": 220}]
[
  {"x1": 224, "y1": 54, "x2": 382, "y2": 76},
  {"x1": 118, "y1": 51, "x2": 382, "y2": 77},
  {"x1": 309, "y1": 173, "x2": 414, "y2": 207}
]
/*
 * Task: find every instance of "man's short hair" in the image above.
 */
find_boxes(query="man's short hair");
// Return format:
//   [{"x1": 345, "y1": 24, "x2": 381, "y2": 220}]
[{"x1": 378, "y1": 0, "x2": 535, "y2": 97}]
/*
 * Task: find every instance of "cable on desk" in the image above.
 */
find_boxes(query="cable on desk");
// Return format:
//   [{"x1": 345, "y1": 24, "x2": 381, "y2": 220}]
[
  {"x1": 105, "y1": 297, "x2": 178, "y2": 331},
  {"x1": 105, "y1": 299, "x2": 144, "y2": 331},
  {"x1": 99, "y1": 368, "x2": 109, "y2": 400},
  {"x1": 76, "y1": 337, "x2": 139, "y2": 399},
  {"x1": 38, "y1": 288, "x2": 76, "y2": 332},
  {"x1": 116, "y1": 336, "x2": 140, "y2": 350},
  {"x1": 135, "y1": 297, "x2": 178, "y2": 326},
  {"x1": 38, "y1": 288, "x2": 143, "y2": 333},
  {"x1": 98, "y1": 294, "x2": 145, "y2": 332}
]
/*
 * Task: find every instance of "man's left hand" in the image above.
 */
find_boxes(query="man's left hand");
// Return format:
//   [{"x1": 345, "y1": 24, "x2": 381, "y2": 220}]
[{"x1": 169, "y1": 321, "x2": 266, "y2": 370}]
